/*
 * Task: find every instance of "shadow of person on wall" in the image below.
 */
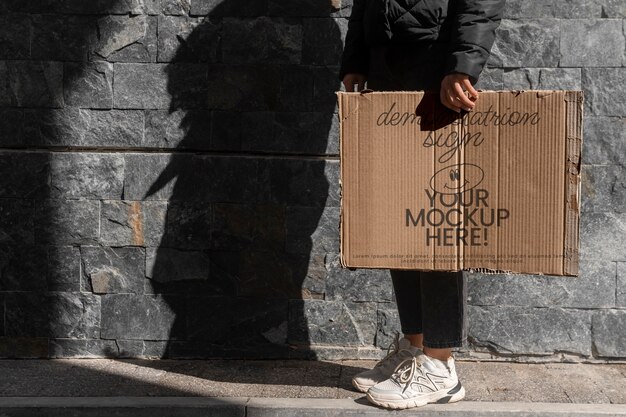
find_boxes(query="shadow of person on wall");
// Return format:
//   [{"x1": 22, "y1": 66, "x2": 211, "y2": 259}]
[{"x1": 141, "y1": 0, "x2": 344, "y2": 359}]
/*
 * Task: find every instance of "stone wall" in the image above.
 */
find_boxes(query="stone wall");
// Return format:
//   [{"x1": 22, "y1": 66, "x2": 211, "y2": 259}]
[{"x1": 0, "y1": 0, "x2": 624, "y2": 361}]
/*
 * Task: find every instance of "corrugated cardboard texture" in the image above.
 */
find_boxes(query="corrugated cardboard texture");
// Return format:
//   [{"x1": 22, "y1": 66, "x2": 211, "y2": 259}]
[{"x1": 337, "y1": 90, "x2": 583, "y2": 276}]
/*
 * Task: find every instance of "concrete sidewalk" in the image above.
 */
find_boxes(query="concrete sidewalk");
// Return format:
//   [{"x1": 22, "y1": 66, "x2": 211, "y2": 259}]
[{"x1": 1, "y1": 359, "x2": 625, "y2": 415}]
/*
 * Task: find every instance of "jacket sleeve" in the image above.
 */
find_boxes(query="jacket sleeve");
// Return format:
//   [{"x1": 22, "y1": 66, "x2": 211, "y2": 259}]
[
  {"x1": 338, "y1": 0, "x2": 369, "y2": 81},
  {"x1": 444, "y1": 0, "x2": 505, "y2": 85}
]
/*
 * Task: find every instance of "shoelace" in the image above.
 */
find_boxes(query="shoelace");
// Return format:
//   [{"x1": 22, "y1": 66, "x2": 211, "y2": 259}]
[
  {"x1": 391, "y1": 356, "x2": 424, "y2": 394},
  {"x1": 374, "y1": 331, "x2": 402, "y2": 368}
]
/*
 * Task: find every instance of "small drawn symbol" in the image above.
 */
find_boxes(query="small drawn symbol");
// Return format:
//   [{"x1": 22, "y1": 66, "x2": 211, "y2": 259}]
[{"x1": 429, "y1": 163, "x2": 485, "y2": 194}]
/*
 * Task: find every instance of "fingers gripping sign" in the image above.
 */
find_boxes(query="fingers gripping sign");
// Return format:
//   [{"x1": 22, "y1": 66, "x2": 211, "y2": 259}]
[
  {"x1": 343, "y1": 73, "x2": 367, "y2": 92},
  {"x1": 440, "y1": 73, "x2": 479, "y2": 113}
]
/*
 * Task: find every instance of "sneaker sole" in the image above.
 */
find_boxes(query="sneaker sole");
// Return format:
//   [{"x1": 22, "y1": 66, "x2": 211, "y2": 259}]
[{"x1": 366, "y1": 381, "x2": 465, "y2": 410}]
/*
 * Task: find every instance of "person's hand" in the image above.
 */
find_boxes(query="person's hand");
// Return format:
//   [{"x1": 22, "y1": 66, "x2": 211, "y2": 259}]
[
  {"x1": 440, "y1": 73, "x2": 479, "y2": 113},
  {"x1": 342, "y1": 73, "x2": 367, "y2": 92}
]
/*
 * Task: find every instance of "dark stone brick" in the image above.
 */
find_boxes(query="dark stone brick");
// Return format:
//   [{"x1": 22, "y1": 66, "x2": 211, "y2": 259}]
[
  {"x1": 210, "y1": 111, "x2": 274, "y2": 151},
  {"x1": 116, "y1": 339, "x2": 168, "y2": 358},
  {"x1": 92, "y1": 15, "x2": 157, "y2": 62},
  {"x1": 269, "y1": 0, "x2": 343, "y2": 16},
  {"x1": 288, "y1": 299, "x2": 361, "y2": 346},
  {"x1": 145, "y1": 248, "x2": 238, "y2": 296},
  {"x1": 581, "y1": 165, "x2": 626, "y2": 213},
  {"x1": 188, "y1": 156, "x2": 262, "y2": 202},
  {"x1": 11, "y1": 0, "x2": 159, "y2": 14},
  {"x1": 0, "y1": 151, "x2": 49, "y2": 199},
  {"x1": 190, "y1": 0, "x2": 267, "y2": 17},
  {"x1": 312, "y1": 66, "x2": 343, "y2": 111},
  {"x1": 601, "y1": 0, "x2": 625, "y2": 17},
  {"x1": 0, "y1": 0, "x2": 57, "y2": 13},
  {"x1": 376, "y1": 303, "x2": 401, "y2": 348},
  {"x1": 34, "y1": 199, "x2": 100, "y2": 245},
  {"x1": 0, "y1": 337, "x2": 48, "y2": 358},
  {"x1": 100, "y1": 294, "x2": 185, "y2": 340},
  {"x1": 345, "y1": 301, "x2": 378, "y2": 345},
  {"x1": 260, "y1": 158, "x2": 333, "y2": 207},
  {"x1": 236, "y1": 250, "x2": 302, "y2": 298},
  {"x1": 49, "y1": 338, "x2": 120, "y2": 358},
  {"x1": 47, "y1": 246, "x2": 81, "y2": 292},
  {"x1": 0, "y1": 109, "x2": 24, "y2": 147},
  {"x1": 0, "y1": 244, "x2": 47, "y2": 291},
  {"x1": 491, "y1": 19, "x2": 560, "y2": 67},
  {"x1": 0, "y1": 199, "x2": 34, "y2": 246},
  {"x1": 125, "y1": 154, "x2": 264, "y2": 202},
  {"x1": 560, "y1": 19, "x2": 623, "y2": 67},
  {"x1": 504, "y1": 0, "x2": 601, "y2": 18},
  {"x1": 580, "y1": 212, "x2": 626, "y2": 261},
  {"x1": 145, "y1": 109, "x2": 211, "y2": 149},
  {"x1": 157, "y1": 16, "x2": 219, "y2": 62},
  {"x1": 163, "y1": 201, "x2": 212, "y2": 249},
  {"x1": 583, "y1": 117, "x2": 626, "y2": 165},
  {"x1": 503, "y1": 68, "x2": 581, "y2": 90},
  {"x1": 31, "y1": 14, "x2": 94, "y2": 61},
  {"x1": 123, "y1": 153, "x2": 175, "y2": 200},
  {"x1": 272, "y1": 112, "x2": 336, "y2": 154},
  {"x1": 277, "y1": 66, "x2": 314, "y2": 112},
  {"x1": 81, "y1": 246, "x2": 146, "y2": 294},
  {"x1": 64, "y1": 62, "x2": 113, "y2": 108},
  {"x1": 469, "y1": 305, "x2": 592, "y2": 355},
  {"x1": 161, "y1": 0, "x2": 191, "y2": 15},
  {"x1": 468, "y1": 259, "x2": 616, "y2": 309},
  {"x1": 186, "y1": 296, "x2": 288, "y2": 346},
  {"x1": 114, "y1": 63, "x2": 207, "y2": 109},
  {"x1": 475, "y1": 67, "x2": 504, "y2": 90},
  {"x1": 222, "y1": 17, "x2": 302, "y2": 64},
  {"x1": 205, "y1": 65, "x2": 280, "y2": 111},
  {"x1": 619, "y1": 262, "x2": 626, "y2": 307},
  {"x1": 23, "y1": 108, "x2": 143, "y2": 147},
  {"x1": 501, "y1": 1, "x2": 546, "y2": 17},
  {"x1": 48, "y1": 292, "x2": 101, "y2": 338},
  {"x1": 302, "y1": 18, "x2": 346, "y2": 66},
  {"x1": 4, "y1": 293, "x2": 49, "y2": 337},
  {"x1": 593, "y1": 310, "x2": 626, "y2": 357},
  {"x1": 105, "y1": 0, "x2": 161, "y2": 14},
  {"x1": 66, "y1": 0, "x2": 158, "y2": 13},
  {"x1": 0, "y1": 14, "x2": 31, "y2": 59},
  {"x1": 146, "y1": 247, "x2": 211, "y2": 283},
  {"x1": 583, "y1": 68, "x2": 626, "y2": 117},
  {"x1": 293, "y1": 251, "x2": 326, "y2": 297},
  {"x1": 100, "y1": 200, "x2": 167, "y2": 247},
  {"x1": 212, "y1": 203, "x2": 285, "y2": 251},
  {"x1": 286, "y1": 206, "x2": 338, "y2": 254},
  {"x1": 189, "y1": 0, "x2": 220, "y2": 15},
  {"x1": 1, "y1": 61, "x2": 63, "y2": 108},
  {"x1": 326, "y1": 254, "x2": 394, "y2": 302},
  {"x1": 113, "y1": 63, "x2": 169, "y2": 109},
  {"x1": 48, "y1": 153, "x2": 124, "y2": 199}
]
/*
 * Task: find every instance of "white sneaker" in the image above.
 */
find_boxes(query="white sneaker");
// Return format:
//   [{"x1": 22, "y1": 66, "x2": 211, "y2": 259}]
[
  {"x1": 366, "y1": 352, "x2": 465, "y2": 409},
  {"x1": 351, "y1": 332, "x2": 422, "y2": 393}
]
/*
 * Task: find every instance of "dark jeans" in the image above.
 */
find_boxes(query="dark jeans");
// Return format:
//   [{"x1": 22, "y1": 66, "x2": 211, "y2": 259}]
[{"x1": 367, "y1": 43, "x2": 468, "y2": 349}]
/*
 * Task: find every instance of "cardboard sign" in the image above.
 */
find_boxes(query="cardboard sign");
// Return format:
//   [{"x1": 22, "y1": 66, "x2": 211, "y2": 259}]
[{"x1": 336, "y1": 90, "x2": 582, "y2": 276}]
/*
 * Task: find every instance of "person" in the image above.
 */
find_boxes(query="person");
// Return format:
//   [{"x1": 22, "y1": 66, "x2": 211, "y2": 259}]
[{"x1": 338, "y1": 0, "x2": 505, "y2": 410}]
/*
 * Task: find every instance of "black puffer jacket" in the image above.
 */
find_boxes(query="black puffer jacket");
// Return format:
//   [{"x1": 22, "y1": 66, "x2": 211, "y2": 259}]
[{"x1": 339, "y1": 0, "x2": 505, "y2": 85}]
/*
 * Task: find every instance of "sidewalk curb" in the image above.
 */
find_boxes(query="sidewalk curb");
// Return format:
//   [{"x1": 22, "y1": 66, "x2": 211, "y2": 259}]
[{"x1": 1, "y1": 397, "x2": 626, "y2": 416}]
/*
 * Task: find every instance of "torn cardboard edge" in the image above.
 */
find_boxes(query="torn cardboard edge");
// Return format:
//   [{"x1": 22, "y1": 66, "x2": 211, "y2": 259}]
[{"x1": 336, "y1": 90, "x2": 583, "y2": 277}]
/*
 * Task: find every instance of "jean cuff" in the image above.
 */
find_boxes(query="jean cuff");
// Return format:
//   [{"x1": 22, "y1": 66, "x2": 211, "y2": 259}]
[{"x1": 401, "y1": 328, "x2": 423, "y2": 335}]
